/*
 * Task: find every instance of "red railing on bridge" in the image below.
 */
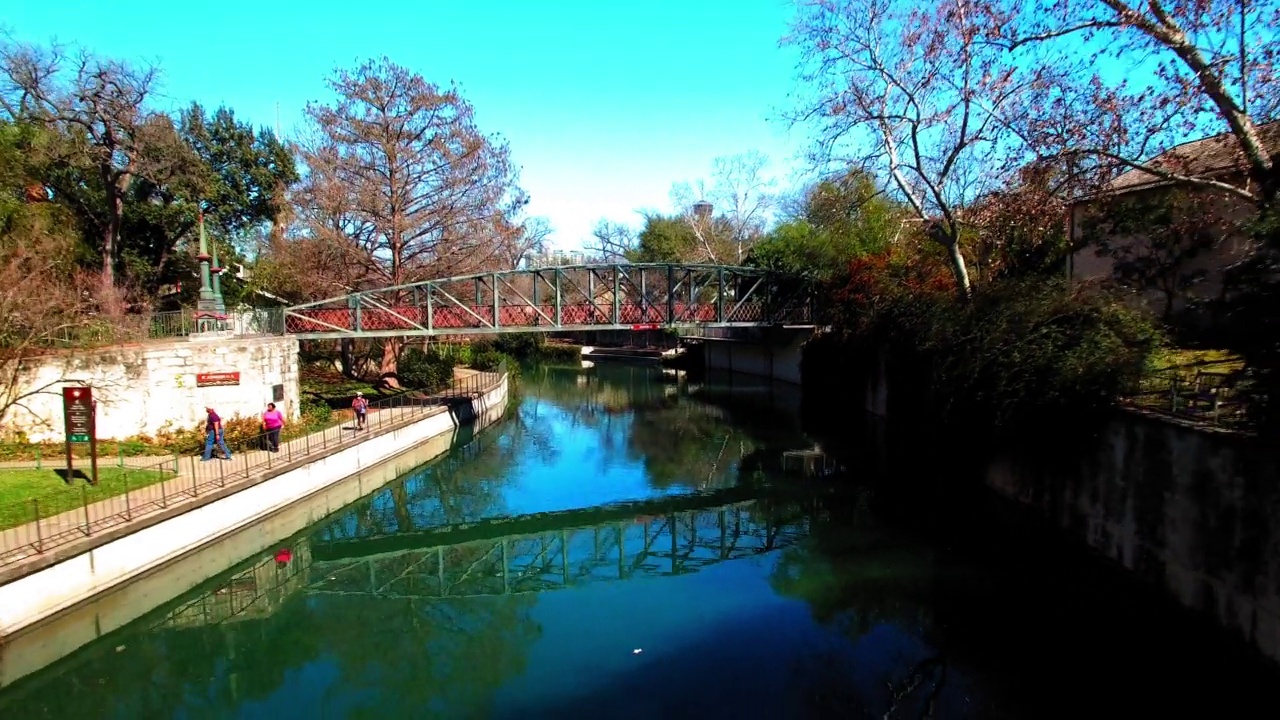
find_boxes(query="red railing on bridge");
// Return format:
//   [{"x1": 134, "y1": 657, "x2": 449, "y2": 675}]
[{"x1": 285, "y1": 301, "x2": 771, "y2": 335}]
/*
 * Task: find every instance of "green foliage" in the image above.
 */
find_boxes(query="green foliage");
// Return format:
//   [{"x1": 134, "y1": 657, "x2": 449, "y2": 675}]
[
  {"x1": 482, "y1": 334, "x2": 544, "y2": 359},
  {"x1": 748, "y1": 169, "x2": 901, "y2": 281},
  {"x1": 470, "y1": 349, "x2": 510, "y2": 373},
  {"x1": 178, "y1": 103, "x2": 298, "y2": 239},
  {"x1": 809, "y1": 245, "x2": 1166, "y2": 440},
  {"x1": 39, "y1": 112, "x2": 210, "y2": 294},
  {"x1": 398, "y1": 348, "x2": 456, "y2": 391},
  {"x1": 425, "y1": 342, "x2": 474, "y2": 366},
  {"x1": 467, "y1": 334, "x2": 578, "y2": 365},
  {"x1": 538, "y1": 342, "x2": 584, "y2": 363},
  {"x1": 919, "y1": 279, "x2": 1164, "y2": 431},
  {"x1": 631, "y1": 214, "x2": 700, "y2": 262},
  {"x1": 1213, "y1": 203, "x2": 1280, "y2": 429},
  {"x1": 300, "y1": 397, "x2": 333, "y2": 425}
]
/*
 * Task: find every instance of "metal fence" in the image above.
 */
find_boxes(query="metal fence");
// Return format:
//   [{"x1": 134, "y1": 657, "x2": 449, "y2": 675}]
[
  {"x1": 1124, "y1": 359, "x2": 1255, "y2": 428},
  {"x1": 0, "y1": 365, "x2": 505, "y2": 569},
  {"x1": 51, "y1": 308, "x2": 286, "y2": 346}
]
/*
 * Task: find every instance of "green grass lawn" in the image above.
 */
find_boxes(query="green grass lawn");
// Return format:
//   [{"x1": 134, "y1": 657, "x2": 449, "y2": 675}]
[
  {"x1": 1150, "y1": 348, "x2": 1244, "y2": 371},
  {"x1": 0, "y1": 466, "x2": 175, "y2": 531}
]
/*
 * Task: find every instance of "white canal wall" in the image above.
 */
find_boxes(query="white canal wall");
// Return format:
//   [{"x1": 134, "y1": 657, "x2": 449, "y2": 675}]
[{"x1": 0, "y1": 374, "x2": 508, "y2": 667}]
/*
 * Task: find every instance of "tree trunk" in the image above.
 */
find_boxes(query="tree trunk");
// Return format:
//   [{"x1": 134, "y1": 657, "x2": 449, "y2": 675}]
[
  {"x1": 339, "y1": 339, "x2": 357, "y2": 379},
  {"x1": 943, "y1": 238, "x2": 972, "y2": 299},
  {"x1": 101, "y1": 182, "x2": 121, "y2": 292},
  {"x1": 380, "y1": 338, "x2": 403, "y2": 388}
]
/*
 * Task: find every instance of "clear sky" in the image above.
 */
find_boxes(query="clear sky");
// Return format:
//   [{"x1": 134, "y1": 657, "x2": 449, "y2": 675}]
[{"x1": 3, "y1": 0, "x2": 810, "y2": 252}]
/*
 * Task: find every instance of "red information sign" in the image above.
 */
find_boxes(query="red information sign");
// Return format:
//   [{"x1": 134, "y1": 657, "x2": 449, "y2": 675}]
[
  {"x1": 61, "y1": 386, "x2": 98, "y2": 485},
  {"x1": 196, "y1": 371, "x2": 241, "y2": 387},
  {"x1": 630, "y1": 323, "x2": 661, "y2": 330}
]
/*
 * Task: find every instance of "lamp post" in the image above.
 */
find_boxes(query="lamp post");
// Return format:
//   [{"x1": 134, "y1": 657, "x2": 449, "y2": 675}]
[{"x1": 195, "y1": 211, "x2": 219, "y2": 333}]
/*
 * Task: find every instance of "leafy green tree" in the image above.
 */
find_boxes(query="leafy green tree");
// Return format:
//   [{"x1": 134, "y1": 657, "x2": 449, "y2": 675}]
[
  {"x1": 178, "y1": 103, "x2": 298, "y2": 242},
  {"x1": 748, "y1": 169, "x2": 902, "y2": 280},
  {"x1": 631, "y1": 213, "x2": 700, "y2": 263}
]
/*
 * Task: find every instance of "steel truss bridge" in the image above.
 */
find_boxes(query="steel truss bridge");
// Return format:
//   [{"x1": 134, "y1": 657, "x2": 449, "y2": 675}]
[
  {"x1": 284, "y1": 263, "x2": 815, "y2": 339},
  {"x1": 155, "y1": 491, "x2": 817, "y2": 629}
]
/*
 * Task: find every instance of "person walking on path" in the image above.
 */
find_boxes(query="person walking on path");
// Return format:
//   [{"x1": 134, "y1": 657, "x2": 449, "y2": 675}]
[
  {"x1": 352, "y1": 392, "x2": 369, "y2": 431},
  {"x1": 262, "y1": 403, "x2": 285, "y2": 452},
  {"x1": 203, "y1": 407, "x2": 233, "y2": 461}
]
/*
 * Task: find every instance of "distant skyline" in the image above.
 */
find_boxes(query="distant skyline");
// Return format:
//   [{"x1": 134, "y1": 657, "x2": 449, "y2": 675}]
[{"x1": 3, "y1": 0, "x2": 812, "y2": 251}]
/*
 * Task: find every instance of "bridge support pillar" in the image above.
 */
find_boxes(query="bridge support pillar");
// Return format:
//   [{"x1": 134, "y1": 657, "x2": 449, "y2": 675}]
[{"x1": 696, "y1": 326, "x2": 816, "y2": 385}]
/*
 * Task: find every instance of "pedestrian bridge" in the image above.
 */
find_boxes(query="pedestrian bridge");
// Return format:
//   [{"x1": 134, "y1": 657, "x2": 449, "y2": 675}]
[{"x1": 284, "y1": 263, "x2": 815, "y2": 339}]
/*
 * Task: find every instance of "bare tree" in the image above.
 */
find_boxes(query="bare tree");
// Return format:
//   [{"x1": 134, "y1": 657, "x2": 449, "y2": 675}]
[
  {"x1": 996, "y1": 0, "x2": 1279, "y2": 208},
  {"x1": 503, "y1": 215, "x2": 552, "y2": 268},
  {"x1": 298, "y1": 57, "x2": 528, "y2": 380},
  {"x1": 670, "y1": 150, "x2": 777, "y2": 264},
  {"x1": 0, "y1": 205, "x2": 100, "y2": 433},
  {"x1": 0, "y1": 37, "x2": 169, "y2": 295},
  {"x1": 787, "y1": 0, "x2": 1038, "y2": 296},
  {"x1": 586, "y1": 219, "x2": 637, "y2": 261}
]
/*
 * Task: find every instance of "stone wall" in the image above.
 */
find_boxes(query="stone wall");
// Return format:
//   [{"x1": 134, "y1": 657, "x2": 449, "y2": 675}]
[
  {"x1": 4, "y1": 336, "x2": 300, "y2": 442},
  {"x1": 985, "y1": 414, "x2": 1280, "y2": 664}
]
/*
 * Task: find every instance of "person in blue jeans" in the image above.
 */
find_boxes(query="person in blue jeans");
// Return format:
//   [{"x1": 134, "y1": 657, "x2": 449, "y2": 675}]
[{"x1": 202, "y1": 406, "x2": 233, "y2": 461}]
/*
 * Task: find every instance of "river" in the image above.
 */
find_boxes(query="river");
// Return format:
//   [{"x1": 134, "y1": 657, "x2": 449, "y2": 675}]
[{"x1": 0, "y1": 363, "x2": 1276, "y2": 719}]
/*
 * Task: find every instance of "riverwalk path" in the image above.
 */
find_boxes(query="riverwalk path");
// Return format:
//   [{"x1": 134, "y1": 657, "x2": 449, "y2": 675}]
[{"x1": 0, "y1": 369, "x2": 496, "y2": 581}]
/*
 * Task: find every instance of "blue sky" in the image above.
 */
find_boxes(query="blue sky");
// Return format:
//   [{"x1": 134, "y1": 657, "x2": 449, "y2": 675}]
[{"x1": 4, "y1": 0, "x2": 810, "y2": 251}]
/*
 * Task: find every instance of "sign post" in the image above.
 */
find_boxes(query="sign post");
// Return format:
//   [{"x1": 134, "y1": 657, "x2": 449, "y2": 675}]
[{"x1": 62, "y1": 386, "x2": 98, "y2": 485}]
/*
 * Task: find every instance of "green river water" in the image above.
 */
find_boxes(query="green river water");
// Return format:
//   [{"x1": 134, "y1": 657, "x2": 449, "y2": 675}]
[{"x1": 0, "y1": 363, "x2": 1276, "y2": 719}]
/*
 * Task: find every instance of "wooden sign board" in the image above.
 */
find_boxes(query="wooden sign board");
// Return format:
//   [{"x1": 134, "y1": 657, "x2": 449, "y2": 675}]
[
  {"x1": 61, "y1": 386, "x2": 99, "y2": 485},
  {"x1": 63, "y1": 387, "x2": 93, "y2": 443},
  {"x1": 196, "y1": 371, "x2": 241, "y2": 387}
]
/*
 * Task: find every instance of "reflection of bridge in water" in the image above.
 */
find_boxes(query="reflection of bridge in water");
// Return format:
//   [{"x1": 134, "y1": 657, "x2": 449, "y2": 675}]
[
  {"x1": 311, "y1": 499, "x2": 809, "y2": 601},
  {"x1": 154, "y1": 489, "x2": 816, "y2": 629}
]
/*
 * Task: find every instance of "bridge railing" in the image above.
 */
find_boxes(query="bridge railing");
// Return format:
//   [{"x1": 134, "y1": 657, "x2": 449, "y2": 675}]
[
  {"x1": 281, "y1": 263, "x2": 819, "y2": 337},
  {"x1": 0, "y1": 365, "x2": 506, "y2": 569}
]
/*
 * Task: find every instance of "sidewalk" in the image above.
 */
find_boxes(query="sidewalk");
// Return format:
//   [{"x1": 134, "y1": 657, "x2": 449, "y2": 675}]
[
  {"x1": 0, "y1": 369, "x2": 499, "y2": 576},
  {"x1": 0, "y1": 456, "x2": 176, "y2": 471}
]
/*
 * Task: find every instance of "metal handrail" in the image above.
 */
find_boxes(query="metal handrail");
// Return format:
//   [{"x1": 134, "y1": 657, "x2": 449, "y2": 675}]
[{"x1": 0, "y1": 365, "x2": 506, "y2": 568}]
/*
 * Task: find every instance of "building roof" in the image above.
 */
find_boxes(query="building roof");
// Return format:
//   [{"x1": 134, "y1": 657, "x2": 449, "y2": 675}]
[{"x1": 1101, "y1": 120, "x2": 1279, "y2": 197}]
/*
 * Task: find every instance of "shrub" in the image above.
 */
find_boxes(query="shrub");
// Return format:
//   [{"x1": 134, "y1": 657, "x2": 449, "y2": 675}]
[
  {"x1": 814, "y1": 247, "x2": 1166, "y2": 441},
  {"x1": 538, "y1": 342, "x2": 583, "y2": 363},
  {"x1": 300, "y1": 396, "x2": 333, "y2": 426},
  {"x1": 471, "y1": 349, "x2": 509, "y2": 372},
  {"x1": 398, "y1": 348, "x2": 455, "y2": 391},
  {"x1": 918, "y1": 279, "x2": 1163, "y2": 432}
]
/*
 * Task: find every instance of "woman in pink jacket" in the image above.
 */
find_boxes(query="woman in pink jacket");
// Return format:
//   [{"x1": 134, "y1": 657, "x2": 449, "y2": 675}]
[{"x1": 262, "y1": 402, "x2": 285, "y2": 452}]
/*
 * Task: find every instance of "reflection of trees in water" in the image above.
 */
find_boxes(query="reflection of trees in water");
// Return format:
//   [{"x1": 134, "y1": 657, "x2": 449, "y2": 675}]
[
  {"x1": 521, "y1": 364, "x2": 817, "y2": 491},
  {"x1": 3, "y1": 573, "x2": 539, "y2": 718},
  {"x1": 625, "y1": 401, "x2": 753, "y2": 490},
  {"x1": 313, "y1": 415, "x2": 529, "y2": 543},
  {"x1": 301, "y1": 591, "x2": 540, "y2": 717},
  {"x1": 763, "y1": 494, "x2": 980, "y2": 719}
]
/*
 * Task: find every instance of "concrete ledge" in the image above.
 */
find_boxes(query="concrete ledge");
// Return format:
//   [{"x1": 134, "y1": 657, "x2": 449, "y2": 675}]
[
  {"x1": 0, "y1": 405, "x2": 450, "y2": 586},
  {"x1": 0, "y1": 374, "x2": 508, "y2": 642}
]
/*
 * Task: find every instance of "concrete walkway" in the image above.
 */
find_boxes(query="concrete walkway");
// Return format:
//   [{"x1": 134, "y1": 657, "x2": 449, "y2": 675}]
[{"x1": 0, "y1": 369, "x2": 497, "y2": 574}]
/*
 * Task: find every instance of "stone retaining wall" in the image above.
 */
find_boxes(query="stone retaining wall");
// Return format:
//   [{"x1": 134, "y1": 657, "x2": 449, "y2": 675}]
[{"x1": 3, "y1": 336, "x2": 301, "y2": 442}]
